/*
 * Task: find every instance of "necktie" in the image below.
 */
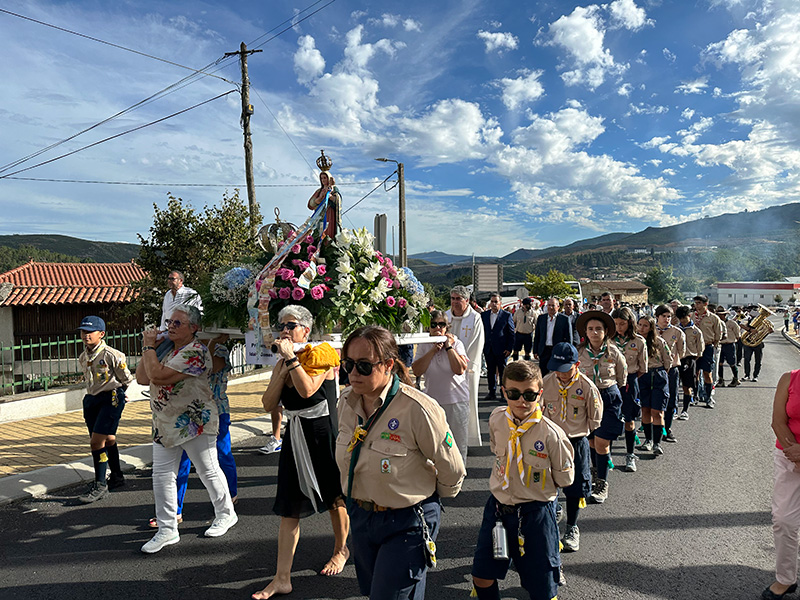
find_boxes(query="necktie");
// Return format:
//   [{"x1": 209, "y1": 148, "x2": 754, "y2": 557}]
[{"x1": 504, "y1": 407, "x2": 542, "y2": 490}]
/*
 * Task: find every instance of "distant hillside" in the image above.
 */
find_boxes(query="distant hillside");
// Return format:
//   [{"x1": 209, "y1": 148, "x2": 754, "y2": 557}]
[
  {"x1": 504, "y1": 232, "x2": 633, "y2": 262},
  {"x1": 409, "y1": 251, "x2": 473, "y2": 265},
  {"x1": 0, "y1": 235, "x2": 140, "y2": 263}
]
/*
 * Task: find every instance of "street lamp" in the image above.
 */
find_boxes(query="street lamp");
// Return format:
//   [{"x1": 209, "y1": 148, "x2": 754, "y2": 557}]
[{"x1": 375, "y1": 157, "x2": 407, "y2": 268}]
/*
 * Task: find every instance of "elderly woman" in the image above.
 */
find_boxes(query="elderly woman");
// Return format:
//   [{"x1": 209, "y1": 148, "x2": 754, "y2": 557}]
[
  {"x1": 253, "y1": 305, "x2": 349, "y2": 600},
  {"x1": 337, "y1": 326, "x2": 466, "y2": 599},
  {"x1": 137, "y1": 305, "x2": 237, "y2": 554},
  {"x1": 412, "y1": 310, "x2": 470, "y2": 463}
]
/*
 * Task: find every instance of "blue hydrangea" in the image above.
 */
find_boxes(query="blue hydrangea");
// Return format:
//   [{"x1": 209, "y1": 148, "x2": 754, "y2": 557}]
[
  {"x1": 401, "y1": 267, "x2": 425, "y2": 294},
  {"x1": 223, "y1": 267, "x2": 252, "y2": 290}
]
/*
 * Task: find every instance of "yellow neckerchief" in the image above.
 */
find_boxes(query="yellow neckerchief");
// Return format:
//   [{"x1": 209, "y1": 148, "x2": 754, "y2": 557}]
[
  {"x1": 558, "y1": 370, "x2": 581, "y2": 422},
  {"x1": 503, "y1": 406, "x2": 542, "y2": 490},
  {"x1": 586, "y1": 342, "x2": 607, "y2": 385}
]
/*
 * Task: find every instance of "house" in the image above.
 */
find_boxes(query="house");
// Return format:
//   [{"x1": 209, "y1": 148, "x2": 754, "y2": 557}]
[
  {"x1": 583, "y1": 280, "x2": 650, "y2": 305},
  {"x1": 716, "y1": 281, "x2": 800, "y2": 306}
]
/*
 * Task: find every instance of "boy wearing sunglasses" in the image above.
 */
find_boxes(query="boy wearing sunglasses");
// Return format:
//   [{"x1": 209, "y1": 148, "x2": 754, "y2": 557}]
[
  {"x1": 471, "y1": 360, "x2": 574, "y2": 600},
  {"x1": 541, "y1": 342, "x2": 602, "y2": 553}
]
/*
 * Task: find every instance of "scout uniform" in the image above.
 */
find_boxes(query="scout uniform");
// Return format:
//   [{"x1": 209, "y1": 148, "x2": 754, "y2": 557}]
[
  {"x1": 677, "y1": 321, "x2": 704, "y2": 415},
  {"x1": 337, "y1": 376, "x2": 465, "y2": 599},
  {"x1": 693, "y1": 309, "x2": 725, "y2": 376},
  {"x1": 576, "y1": 343, "x2": 627, "y2": 441},
  {"x1": 613, "y1": 333, "x2": 648, "y2": 423},
  {"x1": 513, "y1": 305, "x2": 539, "y2": 361},
  {"x1": 471, "y1": 405, "x2": 574, "y2": 600},
  {"x1": 658, "y1": 324, "x2": 686, "y2": 438},
  {"x1": 718, "y1": 314, "x2": 741, "y2": 385},
  {"x1": 638, "y1": 336, "x2": 671, "y2": 412}
]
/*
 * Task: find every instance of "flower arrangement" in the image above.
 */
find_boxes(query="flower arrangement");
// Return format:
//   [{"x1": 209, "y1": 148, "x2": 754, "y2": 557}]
[{"x1": 199, "y1": 263, "x2": 261, "y2": 331}]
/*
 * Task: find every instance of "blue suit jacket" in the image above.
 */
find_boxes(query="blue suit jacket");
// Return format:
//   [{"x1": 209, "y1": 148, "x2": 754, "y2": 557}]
[
  {"x1": 533, "y1": 313, "x2": 572, "y2": 356},
  {"x1": 482, "y1": 309, "x2": 515, "y2": 356}
]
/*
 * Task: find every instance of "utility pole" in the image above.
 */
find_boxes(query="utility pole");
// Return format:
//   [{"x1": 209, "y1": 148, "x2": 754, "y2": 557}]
[
  {"x1": 375, "y1": 157, "x2": 407, "y2": 267},
  {"x1": 225, "y1": 42, "x2": 262, "y2": 239}
]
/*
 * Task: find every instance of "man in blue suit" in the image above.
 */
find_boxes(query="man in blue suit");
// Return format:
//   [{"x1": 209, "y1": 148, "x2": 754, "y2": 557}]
[
  {"x1": 481, "y1": 293, "x2": 515, "y2": 400},
  {"x1": 533, "y1": 297, "x2": 573, "y2": 376}
]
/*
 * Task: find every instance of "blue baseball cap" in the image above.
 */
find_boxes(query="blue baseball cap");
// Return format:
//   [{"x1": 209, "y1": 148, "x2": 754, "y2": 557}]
[
  {"x1": 78, "y1": 316, "x2": 106, "y2": 332},
  {"x1": 548, "y1": 342, "x2": 579, "y2": 372}
]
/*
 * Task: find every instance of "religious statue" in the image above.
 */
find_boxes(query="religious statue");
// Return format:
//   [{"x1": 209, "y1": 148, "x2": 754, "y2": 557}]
[{"x1": 307, "y1": 150, "x2": 342, "y2": 240}]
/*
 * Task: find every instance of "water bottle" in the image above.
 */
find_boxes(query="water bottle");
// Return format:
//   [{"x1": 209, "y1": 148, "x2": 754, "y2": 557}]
[{"x1": 492, "y1": 520, "x2": 509, "y2": 560}]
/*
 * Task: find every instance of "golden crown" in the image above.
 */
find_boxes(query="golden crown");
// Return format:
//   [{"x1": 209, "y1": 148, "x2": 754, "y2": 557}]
[{"x1": 316, "y1": 149, "x2": 333, "y2": 172}]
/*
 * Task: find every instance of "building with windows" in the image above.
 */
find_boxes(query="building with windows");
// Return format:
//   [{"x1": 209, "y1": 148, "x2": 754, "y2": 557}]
[
  {"x1": 583, "y1": 280, "x2": 649, "y2": 305},
  {"x1": 716, "y1": 281, "x2": 800, "y2": 306}
]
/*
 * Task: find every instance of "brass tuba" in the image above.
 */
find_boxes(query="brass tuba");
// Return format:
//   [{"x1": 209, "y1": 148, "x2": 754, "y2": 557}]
[{"x1": 741, "y1": 304, "x2": 775, "y2": 347}]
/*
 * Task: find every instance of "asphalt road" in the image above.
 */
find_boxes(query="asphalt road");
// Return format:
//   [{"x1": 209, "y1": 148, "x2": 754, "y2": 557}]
[{"x1": 1, "y1": 323, "x2": 797, "y2": 600}]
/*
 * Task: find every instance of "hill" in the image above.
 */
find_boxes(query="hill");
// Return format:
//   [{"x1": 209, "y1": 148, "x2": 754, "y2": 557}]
[{"x1": 0, "y1": 234, "x2": 140, "y2": 263}]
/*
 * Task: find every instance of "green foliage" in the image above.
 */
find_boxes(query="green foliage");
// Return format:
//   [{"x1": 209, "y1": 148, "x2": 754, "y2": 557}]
[
  {"x1": 642, "y1": 266, "x2": 682, "y2": 304},
  {"x1": 775, "y1": 294, "x2": 783, "y2": 303},
  {"x1": 452, "y1": 274, "x2": 472, "y2": 287},
  {"x1": 524, "y1": 269, "x2": 576, "y2": 299},
  {"x1": 0, "y1": 244, "x2": 93, "y2": 273}
]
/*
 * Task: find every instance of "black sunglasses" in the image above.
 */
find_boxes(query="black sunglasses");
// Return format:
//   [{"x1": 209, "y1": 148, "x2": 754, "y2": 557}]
[
  {"x1": 277, "y1": 322, "x2": 302, "y2": 331},
  {"x1": 342, "y1": 359, "x2": 383, "y2": 376},
  {"x1": 430, "y1": 321, "x2": 448, "y2": 329},
  {"x1": 504, "y1": 388, "x2": 541, "y2": 402}
]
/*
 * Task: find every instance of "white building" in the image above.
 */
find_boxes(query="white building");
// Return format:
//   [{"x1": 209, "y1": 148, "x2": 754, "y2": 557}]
[{"x1": 716, "y1": 281, "x2": 800, "y2": 306}]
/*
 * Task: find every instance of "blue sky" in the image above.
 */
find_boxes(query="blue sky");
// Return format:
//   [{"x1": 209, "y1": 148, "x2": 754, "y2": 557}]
[{"x1": 0, "y1": 0, "x2": 798, "y2": 256}]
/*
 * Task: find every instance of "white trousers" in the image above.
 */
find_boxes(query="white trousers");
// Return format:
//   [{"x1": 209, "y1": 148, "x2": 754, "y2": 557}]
[
  {"x1": 441, "y1": 401, "x2": 470, "y2": 465},
  {"x1": 152, "y1": 434, "x2": 235, "y2": 534},
  {"x1": 772, "y1": 447, "x2": 800, "y2": 585},
  {"x1": 467, "y1": 368, "x2": 482, "y2": 447}
]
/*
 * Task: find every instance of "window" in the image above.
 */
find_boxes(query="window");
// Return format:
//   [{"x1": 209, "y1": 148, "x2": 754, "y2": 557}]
[
  {"x1": 760, "y1": 294, "x2": 764, "y2": 299},
  {"x1": 744, "y1": 294, "x2": 748, "y2": 298}
]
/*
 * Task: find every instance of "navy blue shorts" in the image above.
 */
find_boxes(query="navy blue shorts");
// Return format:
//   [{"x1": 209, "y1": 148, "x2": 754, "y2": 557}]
[
  {"x1": 697, "y1": 344, "x2": 715, "y2": 372},
  {"x1": 563, "y1": 436, "x2": 591, "y2": 499},
  {"x1": 638, "y1": 368, "x2": 668, "y2": 411},
  {"x1": 621, "y1": 373, "x2": 641, "y2": 422},
  {"x1": 592, "y1": 385, "x2": 623, "y2": 441},
  {"x1": 472, "y1": 495, "x2": 560, "y2": 600},
  {"x1": 719, "y1": 343, "x2": 736, "y2": 366},
  {"x1": 679, "y1": 356, "x2": 697, "y2": 389},
  {"x1": 83, "y1": 388, "x2": 126, "y2": 435}
]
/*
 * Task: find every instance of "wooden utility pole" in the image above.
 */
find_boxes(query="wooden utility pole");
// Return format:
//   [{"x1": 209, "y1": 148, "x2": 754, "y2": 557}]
[{"x1": 225, "y1": 42, "x2": 262, "y2": 238}]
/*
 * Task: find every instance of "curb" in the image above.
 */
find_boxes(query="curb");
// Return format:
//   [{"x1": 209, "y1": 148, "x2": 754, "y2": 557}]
[
  {"x1": 782, "y1": 328, "x2": 800, "y2": 350},
  {"x1": 0, "y1": 415, "x2": 273, "y2": 507}
]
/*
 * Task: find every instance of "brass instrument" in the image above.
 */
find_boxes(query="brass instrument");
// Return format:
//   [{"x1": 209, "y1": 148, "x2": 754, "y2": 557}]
[{"x1": 741, "y1": 304, "x2": 775, "y2": 347}]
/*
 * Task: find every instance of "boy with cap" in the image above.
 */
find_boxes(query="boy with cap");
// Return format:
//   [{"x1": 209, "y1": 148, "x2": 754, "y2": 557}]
[
  {"x1": 76, "y1": 316, "x2": 134, "y2": 503},
  {"x1": 471, "y1": 360, "x2": 574, "y2": 600},
  {"x1": 541, "y1": 342, "x2": 602, "y2": 552}
]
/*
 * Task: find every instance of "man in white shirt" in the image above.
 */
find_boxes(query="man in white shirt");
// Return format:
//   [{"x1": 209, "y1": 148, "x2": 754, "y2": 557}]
[
  {"x1": 155, "y1": 270, "x2": 203, "y2": 359},
  {"x1": 599, "y1": 292, "x2": 615, "y2": 315}
]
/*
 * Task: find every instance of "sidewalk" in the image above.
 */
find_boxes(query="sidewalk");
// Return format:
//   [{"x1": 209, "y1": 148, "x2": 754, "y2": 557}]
[{"x1": 0, "y1": 376, "x2": 274, "y2": 506}]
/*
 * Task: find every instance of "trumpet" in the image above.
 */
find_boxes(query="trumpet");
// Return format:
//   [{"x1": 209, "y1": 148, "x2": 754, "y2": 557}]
[{"x1": 741, "y1": 304, "x2": 775, "y2": 347}]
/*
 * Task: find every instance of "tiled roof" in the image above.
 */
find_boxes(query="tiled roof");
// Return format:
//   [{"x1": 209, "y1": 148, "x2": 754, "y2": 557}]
[
  {"x1": 587, "y1": 280, "x2": 649, "y2": 291},
  {"x1": 0, "y1": 261, "x2": 146, "y2": 306}
]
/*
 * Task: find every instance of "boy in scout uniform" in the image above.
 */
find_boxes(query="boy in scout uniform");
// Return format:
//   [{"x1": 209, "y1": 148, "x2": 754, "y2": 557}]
[
  {"x1": 654, "y1": 305, "x2": 686, "y2": 443},
  {"x1": 541, "y1": 342, "x2": 602, "y2": 553},
  {"x1": 675, "y1": 305, "x2": 704, "y2": 420},
  {"x1": 76, "y1": 316, "x2": 134, "y2": 503},
  {"x1": 715, "y1": 306, "x2": 741, "y2": 388},
  {"x1": 692, "y1": 295, "x2": 725, "y2": 408},
  {"x1": 471, "y1": 360, "x2": 574, "y2": 600}
]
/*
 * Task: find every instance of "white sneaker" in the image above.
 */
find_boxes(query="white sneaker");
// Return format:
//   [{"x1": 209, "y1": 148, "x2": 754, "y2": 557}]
[
  {"x1": 677, "y1": 411, "x2": 689, "y2": 421},
  {"x1": 141, "y1": 531, "x2": 179, "y2": 553},
  {"x1": 625, "y1": 453, "x2": 637, "y2": 472},
  {"x1": 258, "y1": 436, "x2": 282, "y2": 454},
  {"x1": 205, "y1": 513, "x2": 238, "y2": 537}
]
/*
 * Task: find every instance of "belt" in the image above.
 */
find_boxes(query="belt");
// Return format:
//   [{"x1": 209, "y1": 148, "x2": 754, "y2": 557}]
[
  {"x1": 496, "y1": 499, "x2": 549, "y2": 514},
  {"x1": 354, "y1": 499, "x2": 391, "y2": 512}
]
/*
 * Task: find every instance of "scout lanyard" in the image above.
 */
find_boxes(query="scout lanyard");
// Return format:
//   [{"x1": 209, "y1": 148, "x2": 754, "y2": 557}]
[
  {"x1": 503, "y1": 406, "x2": 542, "y2": 490},
  {"x1": 586, "y1": 343, "x2": 607, "y2": 386},
  {"x1": 558, "y1": 370, "x2": 581, "y2": 422},
  {"x1": 346, "y1": 374, "x2": 400, "y2": 506}
]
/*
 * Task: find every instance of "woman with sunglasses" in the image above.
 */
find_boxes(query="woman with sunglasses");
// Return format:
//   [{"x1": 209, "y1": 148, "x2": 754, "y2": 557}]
[
  {"x1": 336, "y1": 325, "x2": 466, "y2": 599},
  {"x1": 412, "y1": 311, "x2": 470, "y2": 463},
  {"x1": 253, "y1": 306, "x2": 349, "y2": 600},
  {"x1": 137, "y1": 305, "x2": 237, "y2": 554}
]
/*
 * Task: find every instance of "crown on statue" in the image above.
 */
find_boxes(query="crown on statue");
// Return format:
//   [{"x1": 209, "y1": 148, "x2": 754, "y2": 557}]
[{"x1": 316, "y1": 149, "x2": 333, "y2": 172}]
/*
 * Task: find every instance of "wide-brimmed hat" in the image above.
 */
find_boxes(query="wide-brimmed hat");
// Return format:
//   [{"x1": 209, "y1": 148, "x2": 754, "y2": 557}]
[{"x1": 576, "y1": 310, "x2": 616, "y2": 339}]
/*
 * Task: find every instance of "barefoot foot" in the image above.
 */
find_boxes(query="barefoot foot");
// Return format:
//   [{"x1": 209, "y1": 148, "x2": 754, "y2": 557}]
[
  {"x1": 320, "y1": 547, "x2": 350, "y2": 576},
  {"x1": 252, "y1": 579, "x2": 292, "y2": 599}
]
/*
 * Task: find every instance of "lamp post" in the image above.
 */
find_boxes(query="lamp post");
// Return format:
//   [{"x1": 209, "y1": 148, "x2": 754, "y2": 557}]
[{"x1": 375, "y1": 157, "x2": 407, "y2": 267}]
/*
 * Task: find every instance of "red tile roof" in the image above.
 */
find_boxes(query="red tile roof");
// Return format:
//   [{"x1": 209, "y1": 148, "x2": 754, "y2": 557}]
[{"x1": 0, "y1": 261, "x2": 146, "y2": 306}]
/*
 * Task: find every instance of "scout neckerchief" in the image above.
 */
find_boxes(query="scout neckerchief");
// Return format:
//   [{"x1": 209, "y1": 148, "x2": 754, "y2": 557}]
[
  {"x1": 346, "y1": 374, "x2": 400, "y2": 506},
  {"x1": 85, "y1": 341, "x2": 107, "y2": 365},
  {"x1": 678, "y1": 319, "x2": 695, "y2": 331},
  {"x1": 586, "y1": 342, "x2": 607, "y2": 386},
  {"x1": 613, "y1": 334, "x2": 630, "y2": 354},
  {"x1": 503, "y1": 406, "x2": 542, "y2": 490},
  {"x1": 558, "y1": 370, "x2": 581, "y2": 422}
]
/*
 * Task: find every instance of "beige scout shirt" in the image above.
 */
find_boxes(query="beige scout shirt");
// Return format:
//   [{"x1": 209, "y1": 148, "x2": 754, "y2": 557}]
[
  {"x1": 576, "y1": 343, "x2": 627, "y2": 389},
  {"x1": 658, "y1": 325, "x2": 686, "y2": 369},
  {"x1": 647, "y1": 336, "x2": 672, "y2": 370},
  {"x1": 721, "y1": 319, "x2": 741, "y2": 344},
  {"x1": 513, "y1": 307, "x2": 538, "y2": 335},
  {"x1": 336, "y1": 378, "x2": 466, "y2": 509},
  {"x1": 693, "y1": 310, "x2": 725, "y2": 346},
  {"x1": 79, "y1": 342, "x2": 134, "y2": 396},
  {"x1": 488, "y1": 406, "x2": 574, "y2": 505},
  {"x1": 613, "y1": 334, "x2": 648, "y2": 376},
  {"x1": 680, "y1": 324, "x2": 705, "y2": 357},
  {"x1": 541, "y1": 371, "x2": 603, "y2": 438}
]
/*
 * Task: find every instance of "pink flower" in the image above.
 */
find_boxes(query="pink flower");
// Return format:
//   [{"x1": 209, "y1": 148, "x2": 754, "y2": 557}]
[
  {"x1": 291, "y1": 259, "x2": 302, "y2": 266},
  {"x1": 305, "y1": 235, "x2": 314, "y2": 244},
  {"x1": 299, "y1": 261, "x2": 310, "y2": 270},
  {"x1": 376, "y1": 255, "x2": 385, "y2": 263},
  {"x1": 268, "y1": 288, "x2": 278, "y2": 299},
  {"x1": 385, "y1": 258, "x2": 393, "y2": 268},
  {"x1": 307, "y1": 245, "x2": 317, "y2": 255},
  {"x1": 290, "y1": 277, "x2": 299, "y2": 288},
  {"x1": 310, "y1": 285, "x2": 325, "y2": 300},
  {"x1": 291, "y1": 244, "x2": 302, "y2": 254},
  {"x1": 381, "y1": 267, "x2": 389, "y2": 278},
  {"x1": 255, "y1": 279, "x2": 263, "y2": 291},
  {"x1": 384, "y1": 278, "x2": 394, "y2": 287},
  {"x1": 278, "y1": 268, "x2": 293, "y2": 281},
  {"x1": 324, "y1": 277, "x2": 331, "y2": 282},
  {"x1": 292, "y1": 287, "x2": 305, "y2": 300},
  {"x1": 385, "y1": 296, "x2": 397, "y2": 307},
  {"x1": 278, "y1": 287, "x2": 291, "y2": 299},
  {"x1": 317, "y1": 265, "x2": 327, "y2": 276},
  {"x1": 398, "y1": 298, "x2": 407, "y2": 308},
  {"x1": 393, "y1": 280, "x2": 401, "y2": 289}
]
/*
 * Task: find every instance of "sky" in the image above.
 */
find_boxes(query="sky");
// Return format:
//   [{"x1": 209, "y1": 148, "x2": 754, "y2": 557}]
[{"x1": 1, "y1": 0, "x2": 799, "y2": 257}]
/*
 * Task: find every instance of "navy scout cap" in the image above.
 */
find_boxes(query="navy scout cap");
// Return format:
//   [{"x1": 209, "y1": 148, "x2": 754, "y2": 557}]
[
  {"x1": 78, "y1": 316, "x2": 106, "y2": 332},
  {"x1": 548, "y1": 342, "x2": 579, "y2": 373}
]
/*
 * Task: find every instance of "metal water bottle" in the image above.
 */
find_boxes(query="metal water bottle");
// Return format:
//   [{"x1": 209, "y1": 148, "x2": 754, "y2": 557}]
[{"x1": 492, "y1": 520, "x2": 509, "y2": 560}]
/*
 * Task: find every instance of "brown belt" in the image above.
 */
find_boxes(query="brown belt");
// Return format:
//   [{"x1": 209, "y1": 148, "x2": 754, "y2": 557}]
[{"x1": 354, "y1": 499, "x2": 391, "y2": 512}]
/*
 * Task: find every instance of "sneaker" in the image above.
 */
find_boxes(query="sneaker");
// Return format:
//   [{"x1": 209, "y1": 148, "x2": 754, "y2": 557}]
[
  {"x1": 653, "y1": 443, "x2": 664, "y2": 456},
  {"x1": 590, "y1": 479, "x2": 609, "y2": 504},
  {"x1": 204, "y1": 513, "x2": 238, "y2": 537},
  {"x1": 677, "y1": 411, "x2": 689, "y2": 421},
  {"x1": 689, "y1": 396, "x2": 698, "y2": 406},
  {"x1": 741, "y1": 375, "x2": 750, "y2": 381},
  {"x1": 141, "y1": 531, "x2": 180, "y2": 554},
  {"x1": 107, "y1": 472, "x2": 125, "y2": 490},
  {"x1": 559, "y1": 566, "x2": 567, "y2": 586},
  {"x1": 664, "y1": 430, "x2": 677, "y2": 443},
  {"x1": 556, "y1": 502, "x2": 564, "y2": 523},
  {"x1": 258, "y1": 436, "x2": 282, "y2": 455},
  {"x1": 625, "y1": 453, "x2": 637, "y2": 472},
  {"x1": 752, "y1": 377, "x2": 758, "y2": 383},
  {"x1": 638, "y1": 439, "x2": 653, "y2": 452},
  {"x1": 716, "y1": 379, "x2": 725, "y2": 387},
  {"x1": 562, "y1": 525, "x2": 580, "y2": 552},
  {"x1": 78, "y1": 481, "x2": 108, "y2": 504},
  {"x1": 729, "y1": 378, "x2": 741, "y2": 388},
  {"x1": 707, "y1": 398, "x2": 716, "y2": 409}
]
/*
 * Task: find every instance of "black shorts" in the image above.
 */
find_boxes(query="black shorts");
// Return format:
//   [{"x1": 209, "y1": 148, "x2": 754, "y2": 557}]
[
  {"x1": 83, "y1": 388, "x2": 126, "y2": 436},
  {"x1": 621, "y1": 373, "x2": 641, "y2": 422},
  {"x1": 719, "y1": 343, "x2": 736, "y2": 366},
  {"x1": 639, "y1": 368, "x2": 669, "y2": 411},
  {"x1": 563, "y1": 436, "x2": 591, "y2": 499},
  {"x1": 679, "y1": 357, "x2": 697, "y2": 389},
  {"x1": 592, "y1": 385, "x2": 624, "y2": 441},
  {"x1": 697, "y1": 344, "x2": 715, "y2": 372}
]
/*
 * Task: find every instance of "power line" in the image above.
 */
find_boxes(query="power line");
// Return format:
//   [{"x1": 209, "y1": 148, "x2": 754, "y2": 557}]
[
  {"x1": 251, "y1": 88, "x2": 316, "y2": 175},
  {"x1": 343, "y1": 171, "x2": 397, "y2": 215},
  {"x1": 0, "y1": 90, "x2": 237, "y2": 179},
  {"x1": 251, "y1": 0, "x2": 338, "y2": 50},
  {"x1": 3, "y1": 176, "x2": 384, "y2": 187}
]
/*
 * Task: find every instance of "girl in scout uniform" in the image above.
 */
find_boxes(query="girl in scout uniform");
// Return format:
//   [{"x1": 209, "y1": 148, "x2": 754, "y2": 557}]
[
  {"x1": 575, "y1": 311, "x2": 627, "y2": 504},
  {"x1": 471, "y1": 360, "x2": 574, "y2": 600},
  {"x1": 654, "y1": 305, "x2": 686, "y2": 443},
  {"x1": 336, "y1": 326, "x2": 466, "y2": 600},
  {"x1": 611, "y1": 307, "x2": 648, "y2": 473},
  {"x1": 636, "y1": 316, "x2": 672, "y2": 456},
  {"x1": 675, "y1": 305, "x2": 704, "y2": 420},
  {"x1": 541, "y1": 342, "x2": 602, "y2": 553}
]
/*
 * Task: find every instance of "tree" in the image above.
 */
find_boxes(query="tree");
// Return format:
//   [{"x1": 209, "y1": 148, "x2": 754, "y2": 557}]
[
  {"x1": 129, "y1": 190, "x2": 261, "y2": 323},
  {"x1": 775, "y1": 294, "x2": 783, "y2": 304},
  {"x1": 452, "y1": 274, "x2": 472, "y2": 287},
  {"x1": 642, "y1": 266, "x2": 682, "y2": 305},
  {"x1": 525, "y1": 269, "x2": 575, "y2": 300}
]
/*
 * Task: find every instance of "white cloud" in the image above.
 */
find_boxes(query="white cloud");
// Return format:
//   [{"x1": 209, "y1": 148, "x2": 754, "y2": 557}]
[
  {"x1": 663, "y1": 48, "x2": 676, "y2": 63},
  {"x1": 512, "y1": 106, "x2": 605, "y2": 160},
  {"x1": 608, "y1": 0, "x2": 652, "y2": 31},
  {"x1": 496, "y1": 69, "x2": 545, "y2": 111},
  {"x1": 370, "y1": 13, "x2": 421, "y2": 32},
  {"x1": 648, "y1": 159, "x2": 662, "y2": 166},
  {"x1": 676, "y1": 77, "x2": 709, "y2": 94},
  {"x1": 294, "y1": 35, "x2": 325, "y2": 85},
  {"x1": 626, "y1": 103, "x2": 669, "y2": 116},
  {"x1": 641, "y1": 135, "x2": 671, "y2": 149},
  {"x1": 681, "y1": 108, "x2": 696, "y2": 120},
  {"x1": 403, "y1": 19, "x2": 422, "y2": 32},
  {"x1": 476, "y1": 30, "x2": 519, "y2": 53},
  {"x1": 618, "y1": 83, "x2": 632, "y2": 96}
]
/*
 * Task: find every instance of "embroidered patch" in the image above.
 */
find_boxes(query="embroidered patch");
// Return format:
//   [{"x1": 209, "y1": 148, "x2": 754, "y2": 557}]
[
  {"x1": 444, "y1": 432, "x2": 453, "y2": 448},
  {"x1": 98, "y1": 359, "x2": 106, "y2": 366},
  {"x1": 532, "y1": 472, "x2": 541, "y2": 483},
  {"x1": 576, "y1": 388, "x2": 583, "y2": 395},
  {"x1": 380, "y1": 458, "x2": 391, "y2": 473},
  {"x1": 529, "y1": 449, "x2": 548, "y2": 459},
  {"x1": 495, "y1": 457, "x2": 506, "y2": 476},
  {"x1": 547, "y1": 403, "x2": 554, "y2": 412},
  {"x1": 534, "y1": 440, "x2": 545, "y2": 452},
  {"x1": 388, "y1": 418, "x2": 399, "y2": 430},
  {"x1": 380, "y1": 432, "x2": 402, "y2": 443},
  {"x1": 564, "y1": 459, "x2": 573, "y2": 469},
  {"x1": 573, "y1": 406, "x2": 579, "y2": 417},
  {"x1": 630, "y1": 343, "x2": 636, "y2": 349}
]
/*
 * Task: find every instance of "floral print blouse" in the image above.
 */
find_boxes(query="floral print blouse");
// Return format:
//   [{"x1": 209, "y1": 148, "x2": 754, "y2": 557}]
[
  {"x1": 150, "y1": 340, "x2": 217, "y2": 448},
  {"x1": 209, "y1": 344, "x2": 232, "y2": 415}
]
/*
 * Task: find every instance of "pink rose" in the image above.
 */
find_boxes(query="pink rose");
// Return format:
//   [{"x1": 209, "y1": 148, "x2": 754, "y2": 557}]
[
  {"x1": 278, "y1": 268, "x2": 292, "y2": 281},
  {"x1": 385, "y1": 258, "x2": 393, "y2": 268},
  {"x1": 376, "y1": 255, "x2": 385, "y2": 263},
  {"x1": 255, "y1": 279, "x2": 263, "y2": 291},
  {"x1": 381, "y1": 267, "x2": 389, "y2": 278},
  {"x1": 307, "y1": 245, "x2": 317, "y2": 255},
  {"x1": 299, "y1": 261, "x2": 310, "y2": 270},
  {"x1": 398, "y1": 298, "x2": 407, "y2": 308},
  {"x1": 393, "y1": 280, "x2": 401, "y2": 289},
  {"x1": 324, "y1": 277, "x2": 331, "y2": 282},
  {"x1": 384, "y1": 278, "x2": 394, "y2": 287},
  {"x1": 290, "y1": 277, "x2": 299, "y2": 288},
  {"x1": 268, "y1": 288, "x2": 278, "y2": 299},
  {"x1": 310, "y1": 285, "x2": 325, "y2": 300},
  {"x1": 317, "y1": 265, "x2": 327, "y2": 276},
  {"x1": 278, "y1": 287, "x2": 291, "y2": 299},
  {"x1": 291, "y1": 244, "x2": 302, "y2": 254},
  {"x1": 385, "y1": 296, "x2": 397, "y2": 307},
  {"x1": 292, "y1": 287, "x2": 305, "y2": 300},
  {"x1": 305, "y1": 235, "x2": 314, "y2": 244},
  {"x1": 291, "y1": 259, "x2": 301, "y2": 266}
]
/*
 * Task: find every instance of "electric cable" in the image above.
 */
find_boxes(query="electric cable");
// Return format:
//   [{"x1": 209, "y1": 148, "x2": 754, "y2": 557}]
[
  {"x1": 2, "y1": 177, "x2": 381, "y2": 187},
  {"x1": 342, "y1": 171, "x2": 397, "y2": 215}
]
